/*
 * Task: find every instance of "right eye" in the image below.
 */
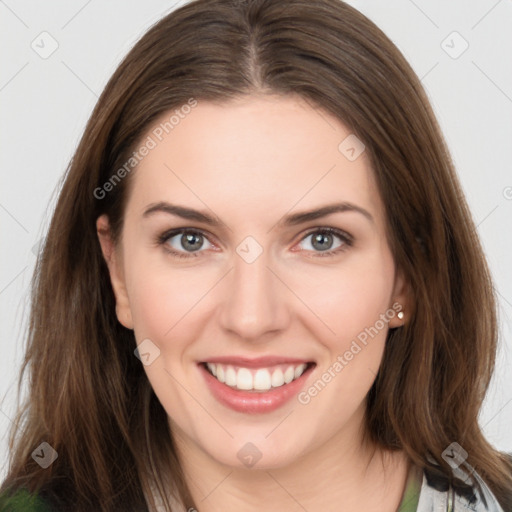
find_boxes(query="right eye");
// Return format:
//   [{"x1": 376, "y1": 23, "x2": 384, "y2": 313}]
[{"x1": 157, "y1": 229, "x2": 215, "y2": 259}]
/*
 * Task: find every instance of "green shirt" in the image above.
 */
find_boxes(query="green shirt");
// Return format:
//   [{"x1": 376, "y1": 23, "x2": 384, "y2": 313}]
[
  {"x1": 397, "y1": 463, "x2": 422, "y2": 511},
  {"x1": 0, "y1": 488, "x2": 54, "y2": 511}
]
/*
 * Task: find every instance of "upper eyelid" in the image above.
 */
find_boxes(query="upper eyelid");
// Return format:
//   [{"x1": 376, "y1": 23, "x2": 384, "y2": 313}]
[{"x1": 161, "y1": 227, "x2": 219, "y2": 248}]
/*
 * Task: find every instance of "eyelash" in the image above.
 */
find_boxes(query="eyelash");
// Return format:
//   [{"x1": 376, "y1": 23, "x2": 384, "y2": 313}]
[{"x1": 156, "y1": 227, "x2": 353, "y2": 260}]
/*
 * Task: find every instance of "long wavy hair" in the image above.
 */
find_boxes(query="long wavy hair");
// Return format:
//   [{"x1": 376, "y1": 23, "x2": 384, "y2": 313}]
[{"x1": 2, "y1": 0, "x2": 511, "y2": 510}]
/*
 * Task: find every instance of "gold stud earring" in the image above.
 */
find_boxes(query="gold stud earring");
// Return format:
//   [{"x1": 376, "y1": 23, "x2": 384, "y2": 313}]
[{"x1": 397, "y1": 311, "x2": 404, "y2": 320}]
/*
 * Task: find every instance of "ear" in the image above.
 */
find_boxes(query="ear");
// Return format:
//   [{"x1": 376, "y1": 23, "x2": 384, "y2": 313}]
[
  {"x1": 96, "y1": 215, "x2": 134, "y2": 330},
  {"x1": 388, "y1": 269, "x2": 412, "y2": 328}
]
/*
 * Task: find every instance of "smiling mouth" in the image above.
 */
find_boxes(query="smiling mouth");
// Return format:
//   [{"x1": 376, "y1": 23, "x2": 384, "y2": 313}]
[{"x1": 201, "y1": 361, "x2": 316, "y2": 393}]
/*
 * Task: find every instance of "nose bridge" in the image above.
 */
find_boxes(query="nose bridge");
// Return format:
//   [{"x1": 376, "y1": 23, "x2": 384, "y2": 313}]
[{"x1": 219, "y1": 239, "x2": 289, "y2": 340}]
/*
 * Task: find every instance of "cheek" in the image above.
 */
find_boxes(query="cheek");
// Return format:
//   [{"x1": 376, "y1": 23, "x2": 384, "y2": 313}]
[
  {"x1": 294, "y1": 256, "x2": 395, "y2": 420},
  {"x1": 290, "y1": 250, "x2": 396, "y2": 346},
  {"x1": 125, "y1": 250, "x2": 210, "y2": 340},
  {"x1": 124, "y1": 253, "x2": 209, "y2": 420}
]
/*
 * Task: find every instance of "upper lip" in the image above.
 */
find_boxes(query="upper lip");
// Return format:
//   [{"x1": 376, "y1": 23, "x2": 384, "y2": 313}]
[{"x1": 201, "y1": 356, "x2": 314, "y2": 368}]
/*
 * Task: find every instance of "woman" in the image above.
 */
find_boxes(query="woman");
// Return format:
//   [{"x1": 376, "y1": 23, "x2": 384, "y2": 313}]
[{"x1": 1, "y1": 0, "x2": 511, "y2": 510}]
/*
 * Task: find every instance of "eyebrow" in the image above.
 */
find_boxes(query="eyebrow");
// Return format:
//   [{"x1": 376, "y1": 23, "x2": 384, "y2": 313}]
[{"x1": 142, "y1": 201, "x2": 374, "y2": 227}]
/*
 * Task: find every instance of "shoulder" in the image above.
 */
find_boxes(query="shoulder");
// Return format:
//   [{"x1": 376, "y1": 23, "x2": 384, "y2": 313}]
[{"x1": 0, "y1": 488, "x2": 55, "y2": 512}]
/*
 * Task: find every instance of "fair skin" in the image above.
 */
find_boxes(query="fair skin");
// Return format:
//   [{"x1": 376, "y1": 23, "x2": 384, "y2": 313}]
[{"x1": 97, "y1": 94, "x2": 412, "y2": 511}]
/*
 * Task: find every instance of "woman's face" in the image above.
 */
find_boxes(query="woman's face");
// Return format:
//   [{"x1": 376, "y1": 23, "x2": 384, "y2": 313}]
[{"x1": 98, "y1": 94, "x2": 408, "y2": 470}]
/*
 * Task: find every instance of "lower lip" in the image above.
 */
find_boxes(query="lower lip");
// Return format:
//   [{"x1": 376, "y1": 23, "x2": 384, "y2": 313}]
[{"x1": 199, "y1": 363, "x2": 315, "y2": 414}]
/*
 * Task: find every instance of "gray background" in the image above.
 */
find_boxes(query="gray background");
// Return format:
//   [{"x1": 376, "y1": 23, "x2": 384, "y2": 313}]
[{"x1": 1, "y1": 0, "x2": 511, "y2": 480}]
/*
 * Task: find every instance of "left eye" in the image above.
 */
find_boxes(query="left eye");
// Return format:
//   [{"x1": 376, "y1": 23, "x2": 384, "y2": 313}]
[{"x1": 296, "y1": 228, "x2": 350, "y2": 255}]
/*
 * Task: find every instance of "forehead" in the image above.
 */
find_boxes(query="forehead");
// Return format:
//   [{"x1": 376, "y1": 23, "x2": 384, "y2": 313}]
[{"x1": 126, "y1": 94, "x2": 382, "y2": 226}]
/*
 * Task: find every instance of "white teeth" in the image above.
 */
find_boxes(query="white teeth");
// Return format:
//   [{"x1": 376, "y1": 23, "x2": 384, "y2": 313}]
[
  {"x1": 253, "y1": 369, "x2": 272, "y2": 391},
  {"x1": 225, "y1": 366, "x2": 237, "y2": 387},
  {"x1": 284, "y1": 366, "x2": 295, "y2": 384},
  {"x1": 294, "y1": 363, "x2": 307, "y2": 378},
  {"x1": 207, "y1": 362, "x2": 216, "y2": 376},
  {"x1": 205, "y1": 362, "x2": 309, "y2": 391},
  {"x1": 237, "y1": 368, "x2": 253, "y2": 390},
  {"x1": 271, "y1": 368, "x2": 285, "y2": 387},
  {"x1": 216, "y1": 365, "x2": 225, "y2": 383}
]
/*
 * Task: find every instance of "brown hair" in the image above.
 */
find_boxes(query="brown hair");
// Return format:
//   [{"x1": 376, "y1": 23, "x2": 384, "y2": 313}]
[{"x1": 2, "y1": 0, "x2": 511, "y2": 510}]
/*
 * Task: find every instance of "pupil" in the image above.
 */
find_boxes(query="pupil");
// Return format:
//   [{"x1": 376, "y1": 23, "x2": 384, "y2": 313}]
[
  {"x1": 182, "y1": 233, "x2": 202, "y2": 251},
  {"x1": 312, "y1": 233, "x2": 332, "y2": 251}
]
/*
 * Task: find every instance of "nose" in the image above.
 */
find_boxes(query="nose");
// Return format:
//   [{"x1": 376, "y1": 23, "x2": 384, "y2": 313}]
[{"x1": 218, "y1": 248, "x2": 291, "y2": 342}]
